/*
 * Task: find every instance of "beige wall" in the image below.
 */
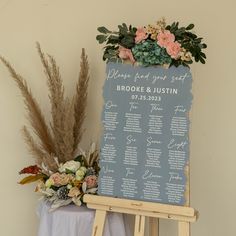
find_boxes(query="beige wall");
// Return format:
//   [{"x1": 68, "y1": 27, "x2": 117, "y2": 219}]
[{"x1": 0, "y1": 0, "x2": 235, "y2": 235}]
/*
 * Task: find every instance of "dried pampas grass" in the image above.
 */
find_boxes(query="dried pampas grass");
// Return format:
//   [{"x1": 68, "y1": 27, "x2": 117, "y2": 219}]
[
  {"x1": 0, "y1": 56, "x2": 55, "y2": 155},
  {"x1": 0, "y1": 43, "x2": 90, "y2": 172},
  {"x1": 73, "y1": 48, "x2": 89, "y2": 155}
]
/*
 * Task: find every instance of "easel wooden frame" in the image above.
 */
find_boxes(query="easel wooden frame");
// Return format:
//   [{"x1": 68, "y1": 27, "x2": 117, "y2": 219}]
[{"x1": 84, "y1": 194, "x2": 198, "y2": 236}]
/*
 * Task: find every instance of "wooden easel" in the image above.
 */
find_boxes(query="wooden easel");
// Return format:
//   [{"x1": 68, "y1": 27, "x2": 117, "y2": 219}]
[{"x1": 84, "y1": 194, "x2": 198, "y2": 236}]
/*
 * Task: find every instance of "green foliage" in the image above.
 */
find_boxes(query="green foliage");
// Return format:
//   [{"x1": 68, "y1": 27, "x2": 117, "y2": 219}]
[
  {"x1": 96, "y1": 35, "x2": 107, "y2": 44},
  {"x1": 50, "y1": 185, "x2": 60, "y2": 191},
  {"x1": 65, "y1": 168, "x2": 75, "y2": 174},
  {"x1": 166, "y1": 22, "x2": 207, "y2": 66},
  {"x1": 96, "y1": 23, "x2": 137, "y2": 63},
  {"x1": 96, "y1": 20, "x2": 207, "y2": 67},
  {"x1": 74, "y1": 155, "x2": 83, "y2": 162},
  {"x1": 97, "y1": 26, "x2": 111, "y2": 34}
]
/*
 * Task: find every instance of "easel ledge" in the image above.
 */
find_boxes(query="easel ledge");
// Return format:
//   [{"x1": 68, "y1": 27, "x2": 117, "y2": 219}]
[{"x1": 84, "y1": 194, "x2": 199, "y2": 236}]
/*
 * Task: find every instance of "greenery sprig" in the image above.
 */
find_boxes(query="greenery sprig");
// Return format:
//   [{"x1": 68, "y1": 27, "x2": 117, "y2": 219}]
[
  {"x1": 96, "y1": 19, "x2": 207, "y2": 67},
  {"x1": 166, "y1": 22, "x2": 207, "y2": 66},
  {"x1": 97, "y1": 23, "x2": 137, "y2": 63}
]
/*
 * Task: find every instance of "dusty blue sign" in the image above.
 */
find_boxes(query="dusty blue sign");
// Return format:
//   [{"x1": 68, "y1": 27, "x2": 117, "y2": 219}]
[{"x1": 98, "y1": 62, "x2": 192, "y2": 206}]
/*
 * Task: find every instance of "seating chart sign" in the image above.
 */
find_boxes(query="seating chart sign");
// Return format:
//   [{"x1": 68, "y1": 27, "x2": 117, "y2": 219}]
[{"x1": 98, "y1": 62, "x2": 192, "y2": 206}]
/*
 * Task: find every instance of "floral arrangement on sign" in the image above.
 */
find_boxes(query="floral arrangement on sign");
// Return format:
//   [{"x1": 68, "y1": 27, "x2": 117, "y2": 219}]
[
  {"x1": 96, "y1": 18, "x2": 207, "y2": 67},
  {"x1": 0, "y1": 44, "x2": 99, "y2": 210}
]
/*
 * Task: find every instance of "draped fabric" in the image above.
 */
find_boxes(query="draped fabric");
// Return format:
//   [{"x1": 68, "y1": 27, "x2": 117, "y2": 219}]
[{"x1": 37, "y1": 201, "x2": 131, "y2": 236}]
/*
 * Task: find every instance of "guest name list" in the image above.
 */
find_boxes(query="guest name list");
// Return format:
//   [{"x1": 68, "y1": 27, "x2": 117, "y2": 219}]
[{"x1": 98, "y1": 63, "x2": 193, "y2": 206}]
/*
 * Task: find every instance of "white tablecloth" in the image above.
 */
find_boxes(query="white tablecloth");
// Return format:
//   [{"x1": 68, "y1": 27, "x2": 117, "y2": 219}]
[{"x1": 37, "y1": 201, "x2": 131, "y2": 236}]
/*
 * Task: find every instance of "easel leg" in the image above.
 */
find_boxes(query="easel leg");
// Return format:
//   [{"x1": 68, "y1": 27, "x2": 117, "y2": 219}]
[
  {"x1": 134, "y1": 215, "x2": 145, "y2": 236},
  {"x1": 149, "y1": 217, "x2": 159, "y2": 236},
  {"x1": 178, "y1": 221, "x2": 190, "y2": 236},
  {"x1": 92, "y1": 210, "x2": 107, "y2": 236}
]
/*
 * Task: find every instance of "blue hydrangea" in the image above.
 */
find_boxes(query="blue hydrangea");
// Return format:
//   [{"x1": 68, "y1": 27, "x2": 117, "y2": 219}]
[{"x1": 132, "y1": 40, "x2": 172, "y2": 66}]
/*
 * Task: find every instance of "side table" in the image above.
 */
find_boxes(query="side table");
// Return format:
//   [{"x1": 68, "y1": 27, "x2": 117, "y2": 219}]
[{"x1": 37, "y1": 201, "x2": 131, "y2": 236}]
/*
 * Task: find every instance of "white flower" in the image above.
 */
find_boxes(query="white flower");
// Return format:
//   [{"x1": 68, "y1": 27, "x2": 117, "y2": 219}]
[
  {"x1": 59, "y1": 160, "x2": 81, "y2": 173},
  {"x1": 179, "y1": 48, "x2": 192, "y2": 62}
]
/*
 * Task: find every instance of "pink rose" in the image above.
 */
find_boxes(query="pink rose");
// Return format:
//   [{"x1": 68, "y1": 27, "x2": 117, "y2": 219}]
[
  {"x1": 157, "y1": 30, "x2": 175, "y2": 48},
  {"x1": 84, "y1": 175, "x2": 97, "y2": 189},
  {"x1": 50, "y1": 173, "x2": 60, "y2": 185},
  {"x1": 166, "y1": 41, "x2": 181, "y2": 59},
  {"x1": 118, "y1": 46, "x2": 135, "y2": 64},
  {"x1": 135, "y1": 27, "x2": 148, "y2": 43}
]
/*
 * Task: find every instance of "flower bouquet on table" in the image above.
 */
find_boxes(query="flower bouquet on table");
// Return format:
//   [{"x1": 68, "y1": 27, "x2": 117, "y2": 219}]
[
  {"x1": 96, "y1": 18, "x2": 207, "y2": 67},
  {"x1": 0, "y1": 43, "x2": 99, "y2": 210},
  {"x1": 19, "y1": 144, "x2": 99, "y2": 210}
]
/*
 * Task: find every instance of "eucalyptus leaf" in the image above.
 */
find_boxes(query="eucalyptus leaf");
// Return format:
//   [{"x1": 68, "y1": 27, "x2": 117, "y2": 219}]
[
  {"x1": 97, "y1": 26, "x2": 111, "y2": 34},
  {"x1": 166, "y1": 25, "x2": 171, "y2": 30},
  {"x1": 200, "y1": 52, "x2": 206, "y2": 58},
  {"x1": 179, "y1": 27, "x2": 186, "y2": 32},
  {"x1": 107, "y1": 35, "x2": 119, "y2": 44},
  {"x1": 118, "y1": 25, "x2": 127, "y2": 35},
  {"x1": 122, "y1": 23, "x2": 128, "y2": 31},
  {"x1": 185, "y1": 32, "x2": 197, "y2": 39},
  {"x1": 186, "y1": 24, "x2": 194, "y2": 30},
  {"x1": 199, "y1": 57, "x2": 205, "y2": 64},
  {"x1": 194, "y1": 38, "x2": 202, "y2": 43},
  {"x1": 96, "y1": 35, "x2": 107, "y2": 44}
]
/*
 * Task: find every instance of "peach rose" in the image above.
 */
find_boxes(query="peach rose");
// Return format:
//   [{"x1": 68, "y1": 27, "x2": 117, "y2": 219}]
[
  {"x1": 157, "y1": 30, "x2": 175, "y2": 48},
  {"x1": 118, "y1": 46, "x2": 135, "y2": 64},
  {"x1": 166, "y1": 41, "x2": 181, "y2": 59},
  {"x1": 84, "y1": 175, "x2": 98, "y2": 189},
  {"x1": 50, "y1": 173, "x2": 71, "y2": 186},
  {"x1": 135, "y1": 27, "x2": 148, "y2": 43}
]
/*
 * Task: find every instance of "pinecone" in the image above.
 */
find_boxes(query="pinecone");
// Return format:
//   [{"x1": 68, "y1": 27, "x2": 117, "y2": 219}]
[
  {"x1": 57, "y1": 186, "x2": 70, "y2": 200},
  {"x1": 86, "y1": 167, "x2": 96, "y2": 176}
]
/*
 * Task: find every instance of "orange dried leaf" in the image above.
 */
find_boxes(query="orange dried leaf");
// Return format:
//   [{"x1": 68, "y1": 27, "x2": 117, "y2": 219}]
[{"x1": 18, "y1": 174, "x2": 45, "y2": 185}]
